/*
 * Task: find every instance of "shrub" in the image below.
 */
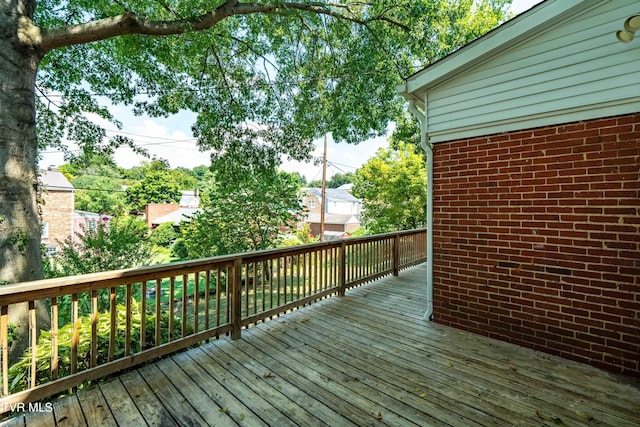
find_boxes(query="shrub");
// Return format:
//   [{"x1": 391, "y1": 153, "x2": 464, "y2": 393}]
[
  {"x1": 149, "y1": 222, "x2": 178, "y2": 247},
  {"x1": 171, "y1": 238, "x2": 188, "y2": 260},
  {"x1": 8, "y1": 301, "x2": 193, "y2": 393}
]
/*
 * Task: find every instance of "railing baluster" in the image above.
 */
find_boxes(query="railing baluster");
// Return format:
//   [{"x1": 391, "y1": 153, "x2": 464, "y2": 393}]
[
  {"x1": 215, "y1": 270, "x2": 221, "y2": 327},
  {"x1": 154, "y1": 278, "x2": 160, "y2": 347},
  {"x1": 252, "y1": 264, "x2": 257, "y2": 316},
  {"x1": 276, "y1": 257, "x2": 281, "y2": 307},
  {"x1": 169, "y1": 276, "x2": 175, "y2": 342},
  {"x1": 261, "y1": 262, "x2": 266, "y2": 312},
  {"x1": 181, "y1": 275, "x2": 187, "y2": 338},
  {"x1": 205, "y1": 270, "x2": 210, "y2": 331},
  {"x1": 51, "y1": 297, "x2": 58, "y2": 381},
  {"x1": 194, "y1": 272, "x2": 199, "y2": 333},
  {"x1": 125, "y1": 284, "x2": 132, "y2": 356},
  {"x1": 91, "y1": 290, "x2": 97, "y2": 368},
  {"x1": 70, "y1": 296, "x2": 77, "y2": 377},
  {"x1": 0, "y1": 306, "x2": 7, "y2": 396},
  {"x1": 108, "y1": 287, "x2": 116, "y2": 361},
  {"x1": 231, "y1": 259, "x2": 242, "y2": 339},
  {"x1": 140, "y1": 281, "x2": 146, "y2": 353}
]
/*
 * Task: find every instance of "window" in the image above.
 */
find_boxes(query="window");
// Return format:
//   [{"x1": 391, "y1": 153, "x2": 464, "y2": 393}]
[
  {"x1": 308, "y1": 200, "x2": 315, "y2": 208},
  {"x1": 41, "y1": 222, "x2": 49, "y2": 239},
  {"x1": 87, "y1": 220, "x2": 98, "y2": 232},
  {"x1": 44, "y1": 246, "x2": 57, "y2": 258}
]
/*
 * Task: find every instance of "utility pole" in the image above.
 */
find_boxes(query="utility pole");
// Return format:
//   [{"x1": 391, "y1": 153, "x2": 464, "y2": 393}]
[{"x1": 320, "y1": 134, "x2": 328, "y2": 241}]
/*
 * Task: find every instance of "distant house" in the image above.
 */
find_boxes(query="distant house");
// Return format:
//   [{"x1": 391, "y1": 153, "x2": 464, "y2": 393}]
[
  {"x1": 40, "y1": 169, "x2": 75, "y2": 257},
  {"x1": 40, "y1": 169, "x2": 110, "y2": 257},
  {"x1": 302, "y1": 188, "x2": 361, "y2": 216},
  {"x1": 299, "y1": 188, "x2": 362, "y2": 238},
  {"x1": 146, "y1": 190, "x2": 201, "y2": 228},
  {"x1": 73, "y1": 210, "x2": 110, "y2": 244},
  {"x1": 303, "y1": 213, "x2": 361, "y2": 238}
]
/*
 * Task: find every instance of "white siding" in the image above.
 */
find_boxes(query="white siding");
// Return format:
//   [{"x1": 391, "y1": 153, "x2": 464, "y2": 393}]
[{"x1": 422, "y1": 1, "x2": 640, "y2": 143}]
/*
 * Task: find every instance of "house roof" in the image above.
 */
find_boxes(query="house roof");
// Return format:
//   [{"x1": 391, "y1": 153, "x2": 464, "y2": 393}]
[
  {"x1": 74, "y1": 210, "x2": 111, "y2": 220},
  {"x1": 304, "y1": 213, "x2": 360, "y2": 225},
  {"x1": 41, "y1": 170, "x2": 74, "y2": 192},
  {"x1": 303, "y1": 188, "x2": 361, "y2": 204},
  {"x1": 152, "y1": 208, "x2": 201, "y2": 226}
]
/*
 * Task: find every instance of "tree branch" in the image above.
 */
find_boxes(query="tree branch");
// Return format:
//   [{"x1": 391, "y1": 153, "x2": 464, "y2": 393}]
[{"x1": 28, "y1": 1, "x2": 408, "y2": 53}]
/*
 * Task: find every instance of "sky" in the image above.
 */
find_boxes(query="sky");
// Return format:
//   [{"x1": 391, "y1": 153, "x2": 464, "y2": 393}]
[{"x1": 39, "y1": 0, "x2": 544, "y2": 182}]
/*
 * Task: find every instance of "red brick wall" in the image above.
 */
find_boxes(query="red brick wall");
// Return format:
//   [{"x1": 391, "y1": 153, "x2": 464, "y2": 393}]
[
  {"x1": 41, "y1": 190, "x2": 74, "y2": 249},
  {"x1": 145, "y1": 203, "x2": 179, "y2": 228},
  {"x1": 432, "y1": 113, "x2": 640, "y2": 376}
]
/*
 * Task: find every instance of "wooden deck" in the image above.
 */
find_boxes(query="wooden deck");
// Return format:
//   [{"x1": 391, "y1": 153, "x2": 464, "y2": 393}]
[{"x1": 4, "y1": 264, "x2": 639, "y2": 426}]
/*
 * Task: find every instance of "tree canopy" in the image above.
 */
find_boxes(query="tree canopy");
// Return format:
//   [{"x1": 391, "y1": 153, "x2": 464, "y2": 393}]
[
  {"x1": 352, "y1": 142, "x2": 427, "y2": 233},
  {"x1": 0, "y1": 0, "x2": 511, "y2": 285},
  {"x1": 181, "y1": 167, "x2": 303, "y2": 258}
]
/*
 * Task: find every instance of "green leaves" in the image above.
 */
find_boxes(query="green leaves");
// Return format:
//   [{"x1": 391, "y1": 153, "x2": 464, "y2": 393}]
[
  {"x1": 352, "y1": 141, "x2": 427, "y2": 234},
  {"x1": 125, "y1": 170, "x2": 182, "y2": 213},
  {"x1": 33, "y1": 0, "x2": 511, "y2": 175},
  {"x1": 46, "y1": 216, "x2": 154, "y2": 277},
  {"x1": 181, "y1": 167, "x2": 303, "y2": 258}
]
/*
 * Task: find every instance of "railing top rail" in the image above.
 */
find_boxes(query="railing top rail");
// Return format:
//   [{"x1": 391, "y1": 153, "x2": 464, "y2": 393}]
[{"x1": 0, "y1": 228, "x2": 426, "y2": 305}]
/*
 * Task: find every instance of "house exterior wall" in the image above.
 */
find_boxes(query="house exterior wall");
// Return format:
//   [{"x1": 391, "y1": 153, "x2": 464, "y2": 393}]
[
  {"x1": 432, "y1": 113, "x2": 640, "y2": 376},
  {"x1": 41, "y1": 190, "x2": 74, "y2": 249},
  {"x1": 145, "y1": 203, "x2": 179, "y2": 228},
  {"x1": 303, "y1": 195, "x2": 322, "y2": 214},
  {"x1": 419, "y1": 1, "x2": 640, "y2": 143}
]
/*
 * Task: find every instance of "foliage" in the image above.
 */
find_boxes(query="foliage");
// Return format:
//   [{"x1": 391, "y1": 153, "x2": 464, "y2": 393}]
[
  {"x1": 73, "y1": 174, "x2": 127, "y2": 215},
  {"x1": 45, "y1": 216, "x2": 154, "y2": 278},
  {"x1": 181, "y1": 166, "x2": 304, "y2": 258},
  {"x1": 352, "y1": 142, "x2": 427, "y2": 233},
  {"x1": 149, "y1": 222, "x2": 178, "y2": 247},
  {"x1": 390, "y1": 112, "x2": 423, "y2": 156},
  {"x1": 32, "y1": 0, "x2": 511, "y2": 182},
  {"x1": 8, "y1": 301, "x2": 192, "y2": 393},
  {"x1": 278, "y1": 224, "x2": 318, "y2": 247},
  {"x1": 308, "y1": 172, "x2": 355, "y2": 189},
  {"x1": 125, "y1": 171, "x2": 182, "y2": 213},
  {"x1": 170, "y1": 238, "x2": 189, "y2": 260},
  {"x1": 327, "y1": 172, "x2": 355, "y2": 189},
  {"x1": 0, "y1": 0, "x2": 511, "y2": 287}
]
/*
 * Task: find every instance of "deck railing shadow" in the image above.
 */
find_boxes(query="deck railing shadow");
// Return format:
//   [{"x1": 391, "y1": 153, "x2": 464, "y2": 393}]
[{"x1": 0, "y1": 229, "x2": 426, "y2": 412}]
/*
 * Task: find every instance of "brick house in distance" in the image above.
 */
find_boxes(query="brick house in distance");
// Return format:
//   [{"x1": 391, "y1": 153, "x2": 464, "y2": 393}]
[
  {"x1": 40, "y1": 169, "x2": 111, "y2": 256},
  {"x1": 399, "y1": 0, "x2": 639, "y2": 376},
  {"x1": 40, "y1": 169, "x2": 74, "y2": 257}
]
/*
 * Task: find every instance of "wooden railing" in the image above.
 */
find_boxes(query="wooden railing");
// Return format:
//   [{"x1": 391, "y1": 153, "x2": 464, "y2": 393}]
[{"x1": 0, "y1": 229, "x2": 426, "y2": 411}]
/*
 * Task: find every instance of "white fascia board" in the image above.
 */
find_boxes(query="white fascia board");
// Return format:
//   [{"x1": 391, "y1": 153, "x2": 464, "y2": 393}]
[{"x1": 398, "y1": 0, "x2": 592, "y2": 102}]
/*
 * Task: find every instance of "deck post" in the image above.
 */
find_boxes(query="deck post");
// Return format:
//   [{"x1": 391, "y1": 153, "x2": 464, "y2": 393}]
[
  {"x1": 231, "y1": 258, "x2": 243, "y2": 340},
  {"x1": 393, "y1": 233, "x2": 400, "y2": 276},
  {"x1": 338, "y1": 241, "x2": 346, "y2": 296}
]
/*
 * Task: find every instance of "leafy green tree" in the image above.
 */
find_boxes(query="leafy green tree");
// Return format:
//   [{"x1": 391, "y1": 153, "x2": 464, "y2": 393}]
[
  {"x1": 352, "y1": 142, "x2": 427, "y2": 233},
  {"x1": 171, "y1": 167, "x2": 198, "y2": 191},
  {"x1": 182, "y1": 167, "x2": 303, "y2": 258},
  {"x1": 327, "y1": 172, "x2": 355, "y2": 188},
  {"x1": 73, "y1": 175, "x2": 127, "y2": 215},
  {"x1": 125, "y1": 171, "x2": 182, "y2": 213},
  {"x1": 0, "y1": 0, "x2": 509, "y2": 355},
  {"x1": 149, "y1": 222, "x2": 178, "y2": 248},
  {"x1": 46, "y1": 216, "x2": 154, "y2": 277}
]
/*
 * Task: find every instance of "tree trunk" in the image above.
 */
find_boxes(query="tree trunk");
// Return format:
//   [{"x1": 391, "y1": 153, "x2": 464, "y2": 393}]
[{"x1": 1, "y1": 0, "x2": 49, "y2": 361}]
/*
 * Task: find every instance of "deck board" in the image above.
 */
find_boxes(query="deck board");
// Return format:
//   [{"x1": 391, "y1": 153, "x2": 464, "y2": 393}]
[{"x1": 9, "y1": 264, "x2": 640, "y2": 426}]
